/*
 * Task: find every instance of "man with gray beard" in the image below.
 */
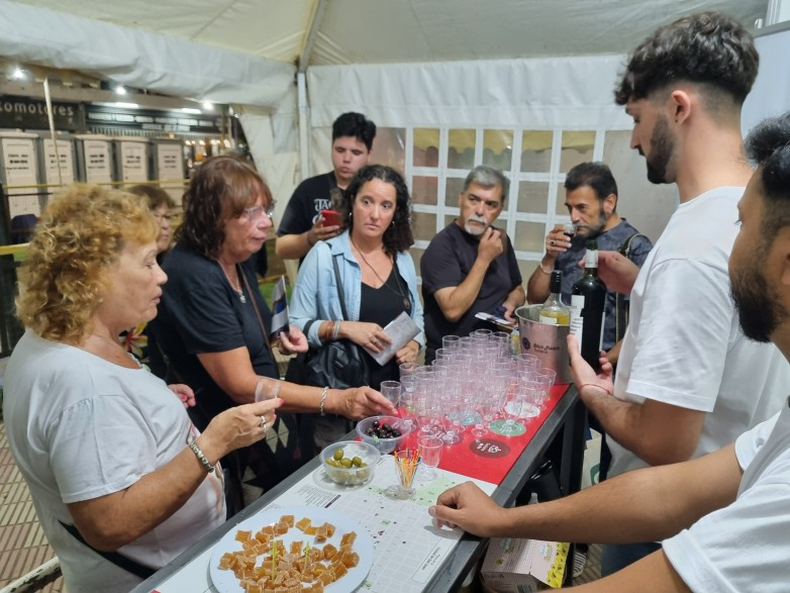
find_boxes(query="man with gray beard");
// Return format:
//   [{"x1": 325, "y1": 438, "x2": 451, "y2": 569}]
[{"x1": 421, "y1": 165, "x2": 524, "y2": 362}]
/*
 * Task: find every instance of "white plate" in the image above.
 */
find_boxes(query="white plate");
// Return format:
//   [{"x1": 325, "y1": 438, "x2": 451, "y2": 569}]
[{"x1": 209, "y1": 505, "x2": 374, "y2": 593}]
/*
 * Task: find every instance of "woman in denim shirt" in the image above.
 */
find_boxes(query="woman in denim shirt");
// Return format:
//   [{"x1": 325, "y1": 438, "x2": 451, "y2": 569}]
[{"x1": 290, "y1": 165, "x2": 424, "y2": 446}]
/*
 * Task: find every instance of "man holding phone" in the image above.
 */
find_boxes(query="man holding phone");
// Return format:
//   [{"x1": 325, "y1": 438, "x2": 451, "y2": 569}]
[{"x1": 275, "y1": 112, "x2": 377, "y2": 263}]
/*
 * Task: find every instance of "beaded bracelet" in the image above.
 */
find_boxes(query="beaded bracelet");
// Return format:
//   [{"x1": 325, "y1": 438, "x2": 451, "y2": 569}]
[
  {"x1": 319, "y1": 386, "x2": 329, "y2": 416},
  {"x1": 187, "y1": 438, "x2": 215, "y2": 473}
]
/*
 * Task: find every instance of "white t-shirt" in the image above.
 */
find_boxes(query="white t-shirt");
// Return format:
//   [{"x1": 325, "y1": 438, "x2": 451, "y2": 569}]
[
  {"x1": 609, "y1": 187, "x2": 790, "y2": 477},
  {"x1": 663, "y1": 399, "x2": 790, "y2": 592},
  {"x1": 3, "y1": 331, "x2": 226, "y2": 592}
]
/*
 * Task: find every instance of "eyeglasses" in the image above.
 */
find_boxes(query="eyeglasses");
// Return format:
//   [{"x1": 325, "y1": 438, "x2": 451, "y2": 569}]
[{"x1": 242, "y1": 202, "x2": 276, "y2": 223}]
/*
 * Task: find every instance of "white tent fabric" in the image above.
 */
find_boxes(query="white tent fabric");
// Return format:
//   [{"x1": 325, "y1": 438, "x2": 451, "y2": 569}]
[
  {"x1": 307, "y1": 56, "x2": 632, "y2": 130},
  {"x1": 0, "y1": 0, "x2": 295, "y2": 110}
]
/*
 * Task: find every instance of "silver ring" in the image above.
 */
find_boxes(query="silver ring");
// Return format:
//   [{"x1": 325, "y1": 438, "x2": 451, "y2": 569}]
[
  {"x1": 260, "y1": 416, "x2": 267, "y2": 431},
  {"x1": 550, "y1": 240, "x2": 555, "y2": 246}
]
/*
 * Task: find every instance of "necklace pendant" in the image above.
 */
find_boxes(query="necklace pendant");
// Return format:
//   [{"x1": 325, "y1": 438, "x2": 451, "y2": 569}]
[
  {"x1": 239, "y1": 292, "x2": 247, "y2": 304},
  {"x1": 404, "y1": 297, "x2": 411, "y2": 310}
]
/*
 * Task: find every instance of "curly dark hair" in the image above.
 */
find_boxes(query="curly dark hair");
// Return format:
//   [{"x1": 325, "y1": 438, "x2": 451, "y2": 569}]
[
  {"x1": 745, "y1": 113, "x2": 790, "y2": 239},
  {"x1": 615, "y1": 11, "x2": 758, "y2": 108},
  {"x1": 176, "y1": 155, "x2": 272, "y2": 260},
  {"x1": 338, "y1": 164, "x2": 413, "y2": 256}
]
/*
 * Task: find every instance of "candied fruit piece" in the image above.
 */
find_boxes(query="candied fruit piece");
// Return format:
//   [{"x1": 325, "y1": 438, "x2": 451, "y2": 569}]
[{"x1": 236, "y1": 529, "x2": 253, "y2": 542}]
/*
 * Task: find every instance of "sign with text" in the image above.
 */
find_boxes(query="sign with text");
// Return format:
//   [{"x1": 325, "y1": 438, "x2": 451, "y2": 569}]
[
  {"x1": 86, "y1": 105, "x2": 223, "y2": 134},
  {"x1": 80, "y1": 139, "x2": 113, "y2": 184},
  {"x1": 41, "y1": 138, "x2": 76, "y2": 186},
  {"x1": 0, "y1": 95, "x2": 86, "y2": 132}
]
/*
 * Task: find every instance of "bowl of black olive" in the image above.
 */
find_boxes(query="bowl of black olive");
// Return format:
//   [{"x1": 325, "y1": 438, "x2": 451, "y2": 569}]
[{"x1": 355, "y1": 415, "x2": 412, "y2": 454}]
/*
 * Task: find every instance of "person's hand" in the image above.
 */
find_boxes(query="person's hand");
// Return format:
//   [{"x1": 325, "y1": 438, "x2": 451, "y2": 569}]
[
  {"x1": 501, "y1": 300, "x2": 517, "y2": 322},
  {"x1": 567, "y1": 334, "x2": 613, "y2": 398},
  {"x1": 202, "y1": 398, "x2": 283, "y2": 459},
  {"x1": 168, "y1": 384, "x2": 195, "y2": 408},
  {"x1": 395, "y1": 340, "x2": 420, "y2": 365},
  {"x1": 306, "y1": 215, "x2": 342, "y2": 246},
  {"x1": 341, "y1": 321, "x2": 393, "y2": 353},
  {"x1": 477, "y1": 228, "x2": 505, "y2": 264},
  {"x1": 331, "y1": 387, "x2": 397, "y2": 420},
  {"x1": 545, "y1": 225, "x2": 571, "y2": 259},
  {"x1": 278, "y1": 327, "x2": 308, "y2": 355},
  {"x1": 587, "y1": 250, "x2": 639, "y2": 295},
  {"x1": 428, "y1": 482, "x2": 509, "y2": 537}
]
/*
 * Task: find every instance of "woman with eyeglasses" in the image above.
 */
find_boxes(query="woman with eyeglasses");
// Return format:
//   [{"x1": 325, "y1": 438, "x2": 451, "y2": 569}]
[{"x1": 149, "y1": 156, "x2": 394, "y2": 512}]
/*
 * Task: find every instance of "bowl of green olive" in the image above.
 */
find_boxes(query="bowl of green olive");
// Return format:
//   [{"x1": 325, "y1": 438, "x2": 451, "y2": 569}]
[{"x1": 320, "y1": 440, "x2": 380, "y2": 486}]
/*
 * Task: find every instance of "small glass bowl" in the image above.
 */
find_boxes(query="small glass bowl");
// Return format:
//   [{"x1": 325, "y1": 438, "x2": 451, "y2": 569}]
[
  {"x1": 356, "y1": 415, "x2": 412, "y2": 454},
  {"x1": 320, "y1": 440, "x2": 380, "y2": 486}
]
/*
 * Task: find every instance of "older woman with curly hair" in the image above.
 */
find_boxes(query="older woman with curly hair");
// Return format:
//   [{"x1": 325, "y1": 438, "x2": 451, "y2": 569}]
[
  {"x1": 290, "y1": 164, "x2": 424, "y2": 446},
  {"x1": 3, "y1": 185, "x2": 280, "y2": 592},
  {"x1": 149, "y1": 156, "x2": 394, "y2": 498}
]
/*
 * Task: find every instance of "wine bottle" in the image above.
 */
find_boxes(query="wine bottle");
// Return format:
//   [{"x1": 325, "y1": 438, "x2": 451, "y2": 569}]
[
  {"x1": 570, "y1": 240, "x2": 607, "y2": 370},
  {"x1": 539, "y1": 270, "x2": 570, "y2": 325}
]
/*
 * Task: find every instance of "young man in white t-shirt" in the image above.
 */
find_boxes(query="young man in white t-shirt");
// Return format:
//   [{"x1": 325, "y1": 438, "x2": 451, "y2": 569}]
[
  {"x1": 429, "y1": 110, "x2": 790, "y2": 593},
  {"x1": 565, "y1": 11, "x2": 790, "y2": 575}
]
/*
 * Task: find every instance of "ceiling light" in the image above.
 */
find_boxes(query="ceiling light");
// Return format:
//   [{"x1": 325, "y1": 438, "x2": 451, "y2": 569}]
[
  {"x1": 12, "y1": 67, "x2": 25, "y2": 80},
  {"x1": 181, "y1": 107, "x2": 201, "y2": 115},
  {"x1": 202, "y1": 101, "x2": 214, "y2": 111},
  {"x1": 113, "y1": 102, "x2": 139, "y2": 109},
  {"x1": 115, "y1": 85, "x2": 127, "y2": 95}
]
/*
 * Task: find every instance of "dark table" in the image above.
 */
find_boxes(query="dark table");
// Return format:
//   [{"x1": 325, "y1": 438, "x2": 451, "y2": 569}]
[{"x1": 131, "y1": 384, "x2": 584, "y2": 593}]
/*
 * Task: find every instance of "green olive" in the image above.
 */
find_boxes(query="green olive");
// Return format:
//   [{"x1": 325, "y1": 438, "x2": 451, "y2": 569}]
[
  {"x1": 340, "y1": 458, "x2": 353, "y2": 468},
  {"x1": 333, "y1": 448, "x2": 344, "y2": 461},
  {"x1": 351, "y1": 456, "x2": 363, "y2": 467}
]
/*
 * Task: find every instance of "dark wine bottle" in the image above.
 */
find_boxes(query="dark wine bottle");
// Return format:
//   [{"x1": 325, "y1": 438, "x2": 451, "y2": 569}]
[{"x1": 570, "y1": 240, "x2": 607, "y2": 370}]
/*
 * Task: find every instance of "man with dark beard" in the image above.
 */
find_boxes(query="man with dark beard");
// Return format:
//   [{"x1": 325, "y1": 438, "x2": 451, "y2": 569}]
[
  {"x1": 564, "y1": 12, "x2": 790, "y2": 575},
  {"x1": 526, "y1": 162, "x2": 652, "y2": 366},
  {"x1": 430, "y1": 112, "x2": 790, "y2": 593}
]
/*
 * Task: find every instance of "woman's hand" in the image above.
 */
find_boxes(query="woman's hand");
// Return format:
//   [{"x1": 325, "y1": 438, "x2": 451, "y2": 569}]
[
  {"x1": 329, "y1": 387, "x2": 397, "y2": 420},
  {"x1": 201, "y1": 398, "x2": 283, "y2": 460},
  {"x1": 168, "y1": 384, "x2": 195, "y2": 408},
  {"x1": 395, "y1": 340, "x2": 420, "y2": 365},
  {"x1": 277, "y1": 326, "x2": 308, "y2": 355},
  {"x1": 340, "y1": 321, "x2": 392, "y2": 353}
]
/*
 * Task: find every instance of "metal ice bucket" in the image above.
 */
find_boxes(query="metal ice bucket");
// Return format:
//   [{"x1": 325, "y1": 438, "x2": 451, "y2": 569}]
[{"x1": 515, "y1": 305, "x2": 572, "y2": 384}]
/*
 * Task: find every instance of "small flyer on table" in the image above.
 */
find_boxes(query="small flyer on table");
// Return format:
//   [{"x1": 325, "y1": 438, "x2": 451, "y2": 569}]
[{"x1": 364, "y1": 311, "x2": 420, "y2": 366}]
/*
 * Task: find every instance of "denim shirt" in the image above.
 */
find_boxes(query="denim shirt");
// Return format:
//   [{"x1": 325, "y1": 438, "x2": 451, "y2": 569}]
[{"x1": 289, "y1": 231, "x2": 425, "y2": 349}]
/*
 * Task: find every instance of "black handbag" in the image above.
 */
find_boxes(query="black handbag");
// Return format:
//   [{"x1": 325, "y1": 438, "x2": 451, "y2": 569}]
[{"x1": 303, "y1": 254, "x2": 370, "y2": 389}]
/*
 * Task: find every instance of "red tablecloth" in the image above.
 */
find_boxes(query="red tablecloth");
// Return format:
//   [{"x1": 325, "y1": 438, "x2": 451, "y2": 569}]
[{"x1": 400, "y1": 383, "x2": 569, "y2": 485}]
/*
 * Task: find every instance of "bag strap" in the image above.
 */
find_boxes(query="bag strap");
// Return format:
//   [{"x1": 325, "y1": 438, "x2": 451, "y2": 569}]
[
  {"x1": 618, "y1": 232, "x2": 647, "y2": 258},
  {"x1": 59, "y1": 520, "x2": 156, "y2": 579},
  {"x1": 331, "y1": 253, "x2": 350, "y2": 321},
  {"x1": 240, "y1": 265, "x2": 274, "y2": 357}
]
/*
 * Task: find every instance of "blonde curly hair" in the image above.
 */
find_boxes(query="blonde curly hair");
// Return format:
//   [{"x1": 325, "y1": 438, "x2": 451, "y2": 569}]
[{"x1": 18, "y1": 184, "x2": 158, "y2": 343}]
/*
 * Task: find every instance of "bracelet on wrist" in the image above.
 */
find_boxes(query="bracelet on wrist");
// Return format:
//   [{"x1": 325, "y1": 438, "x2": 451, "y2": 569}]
[
  {"x1": 187, "y1": 437, "x2": 216, "y2": 473},
  {"x1": 538, "y1": 262, "x2": 553, "y2": 274},
  {"x1": 332, "y1": 321, "x2": 341, "y2": 341},
  {"x1": 319, "y1": 386, "x2": 329, "y2": 416}
]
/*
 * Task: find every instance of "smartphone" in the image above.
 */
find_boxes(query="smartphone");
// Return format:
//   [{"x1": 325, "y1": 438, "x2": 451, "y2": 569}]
[{"x1": 321, "y1": 209, "x2": 341, "y2": 227}]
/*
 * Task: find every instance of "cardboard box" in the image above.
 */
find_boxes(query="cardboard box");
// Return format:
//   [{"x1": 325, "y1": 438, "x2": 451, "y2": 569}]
[{"x1": 480, "y1": 538, "x2": 569, "y2": 593}]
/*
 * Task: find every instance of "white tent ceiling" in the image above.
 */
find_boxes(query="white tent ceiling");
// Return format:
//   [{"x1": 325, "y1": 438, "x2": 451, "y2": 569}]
[{"x1": 4, "y1": 0, "x2": 770, "y2": 67}]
